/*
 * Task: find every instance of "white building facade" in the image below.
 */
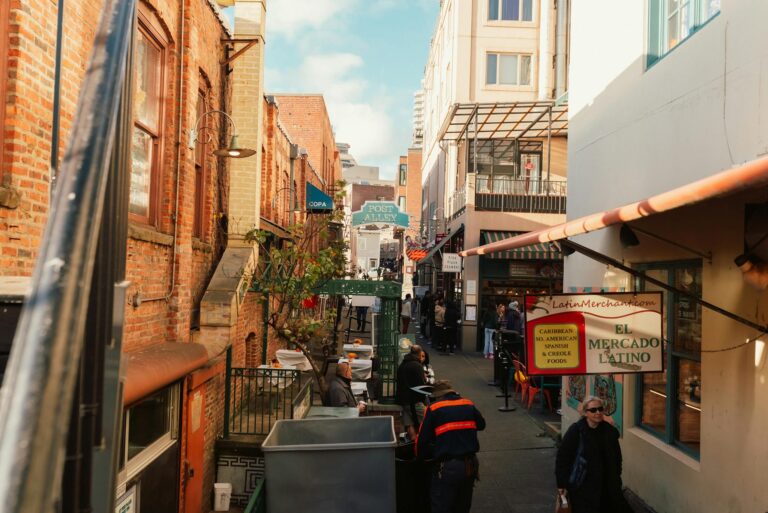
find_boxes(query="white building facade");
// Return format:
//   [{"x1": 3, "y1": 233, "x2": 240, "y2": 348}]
[{"x1": 561, "y1": 1, "x2": 768, "y2": 512}]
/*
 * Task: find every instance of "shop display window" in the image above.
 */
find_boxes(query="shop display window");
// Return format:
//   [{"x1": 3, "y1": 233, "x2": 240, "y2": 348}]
[{"x1": 635, "y1": 261, "x2": 701, "y2": 457}]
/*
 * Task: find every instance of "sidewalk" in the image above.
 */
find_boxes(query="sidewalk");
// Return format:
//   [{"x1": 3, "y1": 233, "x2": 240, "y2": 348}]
[{"x1": 422, "y1": 343, "x2": 559, "y2": 513}]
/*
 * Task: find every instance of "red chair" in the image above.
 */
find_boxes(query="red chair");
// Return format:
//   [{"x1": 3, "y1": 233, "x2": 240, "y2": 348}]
[
  {"x1": 526, "y1": 376, "x2": 554, "y2": 411},
  {"x1": 511, "y1": 360, "x2": 526, "y2": 401}
]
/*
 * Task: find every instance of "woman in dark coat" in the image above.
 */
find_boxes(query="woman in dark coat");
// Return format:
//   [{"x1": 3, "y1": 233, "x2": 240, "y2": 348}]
[{"x1": 555, "y1": 396, "x2": 632, "y2": 513}]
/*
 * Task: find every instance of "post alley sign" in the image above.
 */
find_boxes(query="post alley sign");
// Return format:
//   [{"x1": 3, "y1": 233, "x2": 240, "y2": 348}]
[
  {"x1": 351, "y1": 201, "x2": 410, "y2": 228},
  {"x1": 524, "y1": 292, "x2": 663, "y2": 376}
]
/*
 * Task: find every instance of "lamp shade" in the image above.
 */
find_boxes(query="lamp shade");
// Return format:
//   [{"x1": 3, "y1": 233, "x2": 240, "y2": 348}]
[{"x1": 213, "y1": 135, "x2": 256, "y2": 158}]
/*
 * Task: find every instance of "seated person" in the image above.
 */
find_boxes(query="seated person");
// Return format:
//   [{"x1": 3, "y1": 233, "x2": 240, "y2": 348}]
[{"x1": 327, "y1": 362, "x2": 366, "y2": 413}]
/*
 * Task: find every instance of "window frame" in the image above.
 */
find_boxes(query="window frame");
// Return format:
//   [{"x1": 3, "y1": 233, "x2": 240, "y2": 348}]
[
  {"x1": 485, "y1": 52, "x2": 533, "y2": 87},
  {"x1": 399, "y1": 164, "x2": 407, "y2": 186},
  {"x1": 647, "y1": 0, "x2": 720, "y2": 68},
  {"x1": 193, "y1": 88, "x2": 208, "y2": 240},
  {"x1": 130, "y1": 11, "x2": 168, "y2": 226},
  {"x1": 487, "y1": 0, "x2": 534, "y2": 23},
  {"x1": 117, "y1": 383, "x2": 181, "y2": 486},
  {"x1": 634, "y1": 259, "x2": 702, "y2": 460}
]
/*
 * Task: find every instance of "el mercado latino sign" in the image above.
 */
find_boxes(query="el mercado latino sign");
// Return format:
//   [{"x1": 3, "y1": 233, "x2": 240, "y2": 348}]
[{"x1": 524, "y1": 292, "x2": 663, "y2": 375}]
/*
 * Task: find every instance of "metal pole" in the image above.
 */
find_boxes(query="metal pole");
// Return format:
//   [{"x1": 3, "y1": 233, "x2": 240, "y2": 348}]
[
  {"x1": 224, "y1": 346, "x2": 232, "y2": 437},
  {"x1": 547, "y1": 106, "x2": 552, "y2": 184}
]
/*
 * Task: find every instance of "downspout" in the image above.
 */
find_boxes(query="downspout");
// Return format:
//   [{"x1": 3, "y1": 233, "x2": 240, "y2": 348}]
[
  {"x1": 50, "y1": 0, "x2": 65, "y2": 195},
  {"x1": 554, "y1": 0, "x2": 569, "y2": 98},
  {"x1": 537, "y1": 0, "x2": 554, "y2": 100},
  {"x1": 143, "y1": 0, "x2": 186, "y2": 303}
]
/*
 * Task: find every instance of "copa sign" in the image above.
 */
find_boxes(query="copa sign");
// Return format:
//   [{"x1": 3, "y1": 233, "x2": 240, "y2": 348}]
[
  {"x1": 306, "y1": 182, "x2": 333, "y2": 213},
  {"x1": 351, "y1": 201, "x2": 410, "y2": 228}
]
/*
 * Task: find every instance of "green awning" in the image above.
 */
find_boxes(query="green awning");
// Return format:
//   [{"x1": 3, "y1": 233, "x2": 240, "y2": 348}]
[{"x1": 480, "y1": 231, "x2": 561, "y2": 260}]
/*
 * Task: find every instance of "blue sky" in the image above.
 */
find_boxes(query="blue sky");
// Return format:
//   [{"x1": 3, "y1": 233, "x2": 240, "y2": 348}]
[{"x1": 262, "y1": 0, "x2": 438, "y2": 179}]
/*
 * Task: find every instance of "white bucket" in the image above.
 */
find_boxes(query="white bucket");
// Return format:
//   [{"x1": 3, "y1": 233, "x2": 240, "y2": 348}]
[{"x1": 213, "y1": 482, "x2": 232, "y2": 511}]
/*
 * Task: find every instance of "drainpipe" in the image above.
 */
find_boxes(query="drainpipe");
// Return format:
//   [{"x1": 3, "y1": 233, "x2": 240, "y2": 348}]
[
  {"x1": 50, "y1": 0, "x2": 65, "y2": 194},
  {"x1": 538, "y1": 0, "x2": 554, "y2": 100},
  {"x1": 554, "y1": 0, "x2": 569, "y2": 98}
]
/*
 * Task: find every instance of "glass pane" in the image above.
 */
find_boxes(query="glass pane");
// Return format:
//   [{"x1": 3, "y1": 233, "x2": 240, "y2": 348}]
[
  {"x1": 667, "y1": 11, "x2": 680, "y2": 50},
  {"x1": 667, "y1": 0, "x2": 679, "y2": 15},
  {"x1": 703, "y1": 0, "x2": 720, "y2": 19},
  {"x1": 499, "y1": 54, "x2": 518, "y2": 84},
  {"x1": 520, "y1": 55, "x2": 531, "y2": 85},
  {"x1": 134, "y1": 31, "x2": 161, "y2": 131},
  {"x1": 641, "y1": 371, "x2": 668, "y2": 434},
  {"x1": 522, "y1": 0, "x2": 533, "y2": 21},
  {"x1": 676, "y1": 358, "x2": 701, "y2": 452},
  {"x1": 130, "y1": 127, "x2": 152, "y2": 217},
  {"x1": 488, "y1": 0, "x2": 499, "y2": 20},
  {"x1": 673, "y1": 266, "x2": 702, "y2": 355},
  {"x1": 127, "y1": 387, "x2": 170, "y2": 460},
  {"x1": 502, "y1": 0, "x2": 519, "y2": 20},
  {"x1": 680, "y1": 0, "x2": 692, "y2": 40},
  {"x1": 486, "y1": 54, "x2": 498, "y2": 84}
]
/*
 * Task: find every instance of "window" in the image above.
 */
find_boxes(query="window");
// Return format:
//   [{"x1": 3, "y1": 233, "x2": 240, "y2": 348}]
[
  {"x1": 399, "y1": 164, "x2": 407, "y2": 186},
  {"x1": 398, "y1": 196, "x2": 407, "y2": 212},
  {"x1": 118, "y1": 384, "x2": 180, "y2": 480},
  {"x1": 648, "y1": 0, "x2": 720, "y2": 65},
  {"x1": 193, "y1": 90, "x2": 208, "y2": 239},
  {"x1": 488, "y1": 0, "x2": 533, "y2": 22},
  {"x1": 130, "y1": 21, "x2": 166, "y2": 223},
  {"x1": 486, "y1": 53, "x2": 532, "y2": 86},
  {"x1": 635, "y1": 261, "x2": 702, "y2": 457}
]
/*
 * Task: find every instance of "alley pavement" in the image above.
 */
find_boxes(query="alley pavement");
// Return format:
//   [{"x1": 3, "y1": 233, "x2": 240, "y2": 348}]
[{"x1": 421, "y1": 341, "x2": 559, "y2": 513}]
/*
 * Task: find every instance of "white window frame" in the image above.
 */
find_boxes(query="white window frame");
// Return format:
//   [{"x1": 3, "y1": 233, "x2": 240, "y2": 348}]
[
  {"x1": 117, "y1": 383, "x2": 180, "y2": 487},
  {"x1": 485, "y1": 52, "x2": 533, "y2": 87},
  {"x1": 487, "y1": 0, "x2": 534, "y2": 23},
  {"x1": 647, "y1": 0, "x2": 720, "y2": 66}
]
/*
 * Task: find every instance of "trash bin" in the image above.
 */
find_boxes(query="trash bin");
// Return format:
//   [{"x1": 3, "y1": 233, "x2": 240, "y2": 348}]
[
  {"x1": 213, "y1": 482, "x2": 232, "y2": 511},
  {"x1": 262, "y1": 416, "x2": 397, "y2": 513},
  {"x1": 395, "y1": 442, "x2": 431, "y2": 513}
]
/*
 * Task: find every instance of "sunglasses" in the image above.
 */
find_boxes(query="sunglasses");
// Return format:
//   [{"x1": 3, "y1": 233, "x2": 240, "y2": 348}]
[{"x1": 585, "y1": 406, "x2": 604, "y2": 413}]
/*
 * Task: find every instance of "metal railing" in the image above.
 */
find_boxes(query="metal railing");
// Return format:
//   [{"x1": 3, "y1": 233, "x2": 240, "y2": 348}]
[
  {"x1": 448, "y1": 186, "x2": 466, "y2": 219},
  {"x1": 244, "y1": 478, "x2": 267, "y2": 513},
  {"x1": 474, "y1": 175, "x2": 567, "y2": 213},
  {"x1": 225, "y1": 367, "x2": 310, "y2": 436}
]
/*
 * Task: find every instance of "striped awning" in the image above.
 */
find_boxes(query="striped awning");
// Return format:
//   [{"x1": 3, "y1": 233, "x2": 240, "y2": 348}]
[
  {"x1": 406, "y1": 248, "x2": 429, "y2": 262},
  {"x1": 480, "y1": 231, "x2": 561, "y2": 260}
]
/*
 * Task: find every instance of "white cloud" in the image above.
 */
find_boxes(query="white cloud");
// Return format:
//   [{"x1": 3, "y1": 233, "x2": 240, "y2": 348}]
[{"x1": 267, "y1": 0, "x2": 357, "y2": 39}]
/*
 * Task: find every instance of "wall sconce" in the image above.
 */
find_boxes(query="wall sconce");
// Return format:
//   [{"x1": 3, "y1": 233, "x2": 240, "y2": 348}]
[
  {"x1": 734, "y1": 254, "x2": 768, "y2": 291},
  {"x1": 188, "y1": 109, "x2": 256, "y2": 158}
]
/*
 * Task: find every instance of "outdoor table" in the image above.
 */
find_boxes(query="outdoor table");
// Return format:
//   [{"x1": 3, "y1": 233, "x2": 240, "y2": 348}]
[
  {"x1": 338, "y1": 358, "x2": 372, "y2": 380},
  {"x1": 275, "y1": 349, "x2": 312, "y2": 371},
  {"x1": 350, "y1": 381, "x2": 368, "y2": 397},
  {"x1": 257, "y1": 364, "x2": 297, "y2": 389},
  {"x1": 342, "y1": 344, "x2": 374, "y2": 359}
]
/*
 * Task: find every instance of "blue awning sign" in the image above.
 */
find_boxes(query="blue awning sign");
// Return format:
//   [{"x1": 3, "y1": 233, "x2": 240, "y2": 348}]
[
  {"x1": 306, "y1": 182, "x2": 333, "y2": 212},
  {"x1": 351, "y1": 201, "x2": 410, "y2": 228}
]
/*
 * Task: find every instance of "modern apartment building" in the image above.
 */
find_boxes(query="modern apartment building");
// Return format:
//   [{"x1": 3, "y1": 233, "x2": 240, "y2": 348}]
[{"x1": 417, "y1": 0, "x2": 570, "y2": 349}]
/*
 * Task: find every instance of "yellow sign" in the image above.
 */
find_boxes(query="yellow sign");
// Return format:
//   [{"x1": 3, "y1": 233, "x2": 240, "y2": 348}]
[{"x1": 533, "y1": 323, "x2": 580, "y2": 369}]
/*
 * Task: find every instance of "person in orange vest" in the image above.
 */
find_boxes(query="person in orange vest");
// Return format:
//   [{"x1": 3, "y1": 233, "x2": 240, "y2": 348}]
[{"x1": 416, "y1": 380, "x2": 486, "y2": 513}]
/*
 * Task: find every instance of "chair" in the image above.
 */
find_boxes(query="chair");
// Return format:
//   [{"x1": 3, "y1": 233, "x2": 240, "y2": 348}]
[
  {"x1": 511, "y1": 359, "x2": 526, "y2": 401},
  {"x1": 525, "y1": 375, "x2": 554, "y2": 412}
]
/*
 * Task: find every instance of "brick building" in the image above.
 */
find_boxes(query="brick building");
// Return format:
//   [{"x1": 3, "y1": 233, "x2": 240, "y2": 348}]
[{"x1": 0, "y1": 0, "x2": 268, "y2": 512}]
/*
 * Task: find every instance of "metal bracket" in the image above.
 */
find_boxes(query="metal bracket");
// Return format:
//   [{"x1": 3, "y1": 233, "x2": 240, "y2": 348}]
[{"x1": 221, "y1": 37, "x2": 263, "y2": 73}]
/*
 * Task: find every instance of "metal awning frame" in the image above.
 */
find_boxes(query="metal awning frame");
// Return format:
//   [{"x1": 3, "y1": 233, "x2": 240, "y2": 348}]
[{"x1": 417, "y1": 224, "x2": 465, "y2": 266}]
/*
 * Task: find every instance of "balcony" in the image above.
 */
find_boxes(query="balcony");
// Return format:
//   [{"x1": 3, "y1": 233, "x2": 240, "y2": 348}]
[{"x1": 474, "y1": 175, "x2": 567, "y2": 214}]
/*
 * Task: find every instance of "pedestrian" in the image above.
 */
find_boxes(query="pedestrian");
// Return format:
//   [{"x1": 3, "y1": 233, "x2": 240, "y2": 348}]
[
  {"x1": 443, "y1": 300, "x2": 460, "y2": 354},
  {"x1": 481, "y1": 301, "x2": 499, "y2": 359},
  {"x1": 555, "y1": 396, "x2": 632, "y2": 513},
  {"x1": 505, "y1": 300, "x2": 523, "y2": 333},
  {"x1": 421, "y1": 291, "x2": 434, "y2": 339},
  {"x1": 355, "y1": 305, "x2": 368, "y2": 332},
  {"x1": 416, "y1": 380, "x2": 486, "y2": 513},
  {"x1": 401, "y1": 293, "x2": 413, "y2": 333},
  {"x1": 327, "y1": 362, "x2": 366, "y2": 414},
  {"x1": 396, "y1": 345, "x2": 428, "y2": 440},
  {"x1": 434, "y1": 299, "x2": 446, "y2": 352},
  {"x1": 422, "y1": 349, "x2": 435, "y2": 384}
]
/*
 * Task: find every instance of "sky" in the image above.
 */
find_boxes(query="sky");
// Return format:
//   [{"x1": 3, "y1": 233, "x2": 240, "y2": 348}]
[{"x1": 262, "y1": 0, "x2": 439, "y2": 180}]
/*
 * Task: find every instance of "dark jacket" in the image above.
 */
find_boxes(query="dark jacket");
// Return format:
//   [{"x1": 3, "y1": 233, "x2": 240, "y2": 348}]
[
  {"x1": 416, "y1": 392, "x2": 485, "y2": 461},
  {"x1": 505, "y1": 309, "x2": 522, "y2": 333},
  {"x1": 327, "y1": 375, "x2": 357, "y2": 407},
  {"x1": 396, "y1": 352, "x2": 427, "y2": 405},
  {"x1": 481, "y1": 308, "x2": 499, "y2": 330},
  {"x1": 555, "y1": 418, "x2": 631, "y2": 513},
  {"x1": 444, "y1": 304, "x2": 460, "y2": 328}
]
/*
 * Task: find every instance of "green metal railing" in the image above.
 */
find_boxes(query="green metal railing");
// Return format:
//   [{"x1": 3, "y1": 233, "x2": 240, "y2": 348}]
[
  {"x1": 225, "y1": 365, "x2": 311, "y2": 436},
  {"x1": 244, "y1": 478, "x2": 266, "y2": 513}
]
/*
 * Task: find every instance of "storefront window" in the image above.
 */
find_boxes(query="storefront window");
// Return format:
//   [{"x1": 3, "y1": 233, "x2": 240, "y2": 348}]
[{"x1": 636, "y1": 261, "x2": 701, "y2": 457}]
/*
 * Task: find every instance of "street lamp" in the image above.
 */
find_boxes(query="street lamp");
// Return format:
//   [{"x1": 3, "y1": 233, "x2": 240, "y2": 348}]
[{"x1": 188, "y1": 109, "x2": 256, "y2": 158}]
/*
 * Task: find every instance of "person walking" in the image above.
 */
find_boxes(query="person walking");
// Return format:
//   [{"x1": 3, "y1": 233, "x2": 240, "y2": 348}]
[
  {"x1": 416, "y1": 380, "x2": 486, "y2": 513},
  {"x1": 481, "y1": 302, "x2": 499, "y2": 359},
  {"x1": 443, "y1": 300, "x2": 460, "y2": 354},
  {"x1": 555, "y1": 396, "x2": 632, "y2": 513},
  {"x1": 421, "y1": 291, "x2": 434, "y2": 339},
  {"x1": 401, "y1": 293, "x2": 413, "y2": 333},
  {"x1": 355, "y1": 305, "x2": 368, "y2": 332},
  {"x1": 434, "y1": 299, "x2": 446, "y2": 352},
  {"x1": 396, "y1": 345, "x2": 427, "y2": 440}
]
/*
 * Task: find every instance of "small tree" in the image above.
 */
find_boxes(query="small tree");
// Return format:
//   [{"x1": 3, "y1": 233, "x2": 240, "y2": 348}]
[{"x1": 245, "y1": 185, "x2": 347, "y2": 398}]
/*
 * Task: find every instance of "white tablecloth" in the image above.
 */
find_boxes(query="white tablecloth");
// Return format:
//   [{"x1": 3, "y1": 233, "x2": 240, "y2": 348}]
[
  {"x1": 338, "y1": 358, "x2": 372, "y2": 380},
  {"x1": 350, "y1": 382, "x2": 368, "y2": 396},
  {"x1": 342, "y1": 344, "x2": 374, "y2": 359},
  {"x1": 257, "y1": 364, "x2": 297, "y2": 388},
  {"x1": 275, "y1": 349, "x2": 312, "y2": 371}
]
